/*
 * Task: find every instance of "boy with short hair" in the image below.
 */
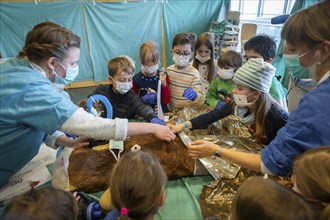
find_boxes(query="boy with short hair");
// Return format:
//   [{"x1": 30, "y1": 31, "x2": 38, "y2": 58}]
[
  {"x1": 244, "y1": 34, "x2": 288, "y2": 111},
  {"x1": 87, "y1": 56, "x2": 165, "y2": 125}
]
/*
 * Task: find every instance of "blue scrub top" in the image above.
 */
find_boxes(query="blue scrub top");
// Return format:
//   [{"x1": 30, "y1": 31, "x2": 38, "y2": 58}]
[{"x1": 0, "y1": 58, "x2": 78, "y2": 186}]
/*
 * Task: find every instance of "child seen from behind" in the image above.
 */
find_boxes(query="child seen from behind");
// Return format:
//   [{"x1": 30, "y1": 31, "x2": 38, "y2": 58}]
[
  {"x1": 2, "y1": 187, "x2": 79, "y2": 220},
  {"x1": 231, "y1": 176, "x2": 316, "y2": 220},
  {"x1": 104, "y1": 151, "x2": 167, "y2": 220}
]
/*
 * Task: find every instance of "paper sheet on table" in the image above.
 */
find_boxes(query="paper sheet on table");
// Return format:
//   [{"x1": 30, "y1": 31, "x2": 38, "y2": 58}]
[{"x1": 0, "y1": 143, "x2": 57, "y2": 201}]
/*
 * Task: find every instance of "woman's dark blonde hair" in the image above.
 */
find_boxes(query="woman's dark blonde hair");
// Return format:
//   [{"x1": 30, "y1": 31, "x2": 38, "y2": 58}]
[
  {"x1": 281, "y1": 1, "x2": 330, "y2": 49},
  {"x1": 192, "y1": 32, "x2": 215, "y2": 83},
  {"x1": 139, "y1": 41, "x2": 159, "y2": 65},
  {"x1": 18, "y1": 21, "x2": 61, "y2": 58},
  {"x1": 2, "y1": 187, "x2": 79, "y2": 220},
  {"x1": 23, "y1": 23, "x2": 80, "y2": 65},
  {"x1": 108, "y1": 56, "x2": 135, "y2": 78},
  {"x1": 231, "y1": 176, "x2": 316, "y2": 220},
  {"x1": 110, "y1": 151, "x2": 167, "y2": 220}
]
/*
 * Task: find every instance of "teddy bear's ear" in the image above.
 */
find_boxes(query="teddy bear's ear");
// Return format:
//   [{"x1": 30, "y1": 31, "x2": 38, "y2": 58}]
[{"x1": 78, "y1": 98, "x2": 88, "y2": 111}]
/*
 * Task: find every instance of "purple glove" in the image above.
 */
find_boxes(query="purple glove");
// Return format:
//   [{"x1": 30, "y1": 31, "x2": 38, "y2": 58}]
[
  {"x1": 182, "y1": 88, "x2": 197, "y2": 100},
  {"x1": 141, "y1": 92, "x2": 157, "y2": 105},
  {"x1": 216, "y1": 101, "x2": 226, "y2": 109},
  {"x1": 150, "y1": 118, "x2": 166, "y2": 126}
]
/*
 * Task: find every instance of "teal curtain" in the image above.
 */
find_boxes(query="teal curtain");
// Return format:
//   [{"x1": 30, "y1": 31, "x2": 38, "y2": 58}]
[
  {"x1": 0, "y1": 2, "x2": 93, "y2": 82},
  {"x1": 0, "y1": 0, "x2": 227, "y2": 83},
  {"x1": 272, "y1": 0, "x2": 320, "y2": 89},
  {"x1": 163, "y1": 0, "x2": 228, "y2": 67},
  {"x1": 83, "y1": 1, "x2": 163, "y2": 81}
]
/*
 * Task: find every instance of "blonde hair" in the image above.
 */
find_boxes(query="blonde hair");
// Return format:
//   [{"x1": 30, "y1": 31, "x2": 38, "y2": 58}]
[
  {"x1": 294, "y1": 146, "x2": 330, "y2": 203},
  {"x1": 110, "y1": 151, "x2": 167, "y2": 220},
  {"x1": 108, "y1": 56, "x2": 135, "y2": 78},
  {"x1": 139, "y1": 41, "x2": 159, "y2": 65},
  {"x1": 3, "y1": 187, "x2": 79, "y2": 220},
  {"x1": 231, "y1": 176, "x2": 316, "y2": 220},
  {"x1": 192, "y1": 32, "x2": 215, "y2": 83}
]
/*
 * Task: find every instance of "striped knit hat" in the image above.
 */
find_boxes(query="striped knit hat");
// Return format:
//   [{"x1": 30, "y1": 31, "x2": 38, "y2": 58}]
[{"x1": 233, "y1": 58, "x2": 275, "y2": 93}]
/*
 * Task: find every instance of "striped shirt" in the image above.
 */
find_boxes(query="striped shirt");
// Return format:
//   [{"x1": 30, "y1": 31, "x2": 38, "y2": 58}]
[{"x1": 167, "y1": 64, "x2": 204, "y2": 108}]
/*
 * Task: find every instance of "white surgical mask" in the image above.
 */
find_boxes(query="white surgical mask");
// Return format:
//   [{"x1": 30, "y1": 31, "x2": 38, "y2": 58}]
[
  {"x1": 195, "y1": 54, "x2": 211, "y2": 63},
  {"x1": 141, "y1": 64, "x2": 158, "y2": 76},
  {"x1": 217, "y1": 68, "x2": 235, "y2": 80},
  {"x1": 114, "y1": 81, "x2": 132, "y2": 94},
  {"x1": 173, "y1": 54, "x2": 190, "y2": 67},
  {"x1": 233, "y1": 91, "x2": 258, "y2": 107}
]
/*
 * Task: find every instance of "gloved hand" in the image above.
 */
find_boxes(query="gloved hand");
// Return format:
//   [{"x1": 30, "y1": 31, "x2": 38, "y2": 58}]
[
  {"x1": 150, "y1": 118, "x2": 166, "y2": 126},
  {"x1": 141, "y1": 92, "x2": 157, "y2": 105},
  {"x1": 216, "y1": 101, "x2": 226, "y2": 109},
  {"x1": 182, "y1": 88, "x2": 197, "y2": 100}
]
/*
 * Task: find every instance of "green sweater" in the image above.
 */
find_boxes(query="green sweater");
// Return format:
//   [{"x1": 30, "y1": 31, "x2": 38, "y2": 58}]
[{"x1": 206, "y1": 77, "x2": 235, "y2": 108}]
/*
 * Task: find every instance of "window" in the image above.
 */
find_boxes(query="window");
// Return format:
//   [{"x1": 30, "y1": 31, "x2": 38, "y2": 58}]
[{"x1": 230, "y1": 0, "x2": 295, "y2": 20}]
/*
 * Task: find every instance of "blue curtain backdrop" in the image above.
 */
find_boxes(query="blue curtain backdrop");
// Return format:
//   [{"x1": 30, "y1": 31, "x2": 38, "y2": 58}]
[
  {"x1": 163, "y1": 0, "x2": 228, "y2": 68},
  {"x1": 0, "y1": 2, "x2": 93, "y2": 82},
  {"x1": 0, "y1": 0, "x2": 226, "y2": 83}
]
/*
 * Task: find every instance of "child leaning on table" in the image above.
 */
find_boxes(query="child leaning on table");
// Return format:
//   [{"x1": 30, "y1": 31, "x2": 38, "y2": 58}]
[
  {"x1": 2, "y1": 187, "x2": 79, "y2": 220},
  {"x1": 102, "y1": 150, "x2": 167, "y2": 220}
]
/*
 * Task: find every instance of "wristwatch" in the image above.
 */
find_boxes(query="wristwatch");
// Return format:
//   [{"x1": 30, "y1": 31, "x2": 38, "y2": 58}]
[{"x1": 214, "y1": 146, "x2": 222, "y2": 158}]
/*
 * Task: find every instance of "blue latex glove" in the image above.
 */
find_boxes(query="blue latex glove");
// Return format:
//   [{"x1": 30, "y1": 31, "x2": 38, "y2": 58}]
[
  {"x1": 150, "y1": 118, "x2": 166, "y2": 126},
  {"x1": 182, "y1": 88, "x2": 197, "y2": 100},
  {"x1": 216, "y1": 101, "x2": 226, "y2": 109},
  {"x1": 141, "y1": 92, "x2": 157, "y2": 105}
]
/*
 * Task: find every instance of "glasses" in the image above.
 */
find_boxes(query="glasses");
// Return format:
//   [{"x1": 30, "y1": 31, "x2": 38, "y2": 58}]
[{"x1": 172, "y1": 50, "x2": 191, "y2": 57}]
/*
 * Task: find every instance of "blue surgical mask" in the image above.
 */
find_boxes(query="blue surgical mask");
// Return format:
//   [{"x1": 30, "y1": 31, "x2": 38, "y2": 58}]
[
  {"x1": 58, "y1": 62, "x2": 80, "y2": 84},
  {"x1": 283, "y1": 51, "x2": 311, "y2": 79}
]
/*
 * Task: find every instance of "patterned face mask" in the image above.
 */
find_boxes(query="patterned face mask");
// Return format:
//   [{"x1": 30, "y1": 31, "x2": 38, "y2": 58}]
[
  {"x1": 172, "y1": 54, "x2": 190, "y2": 67},
  {"x1": 217, "y1": 68, "x2": 235, "y2": 80}
]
